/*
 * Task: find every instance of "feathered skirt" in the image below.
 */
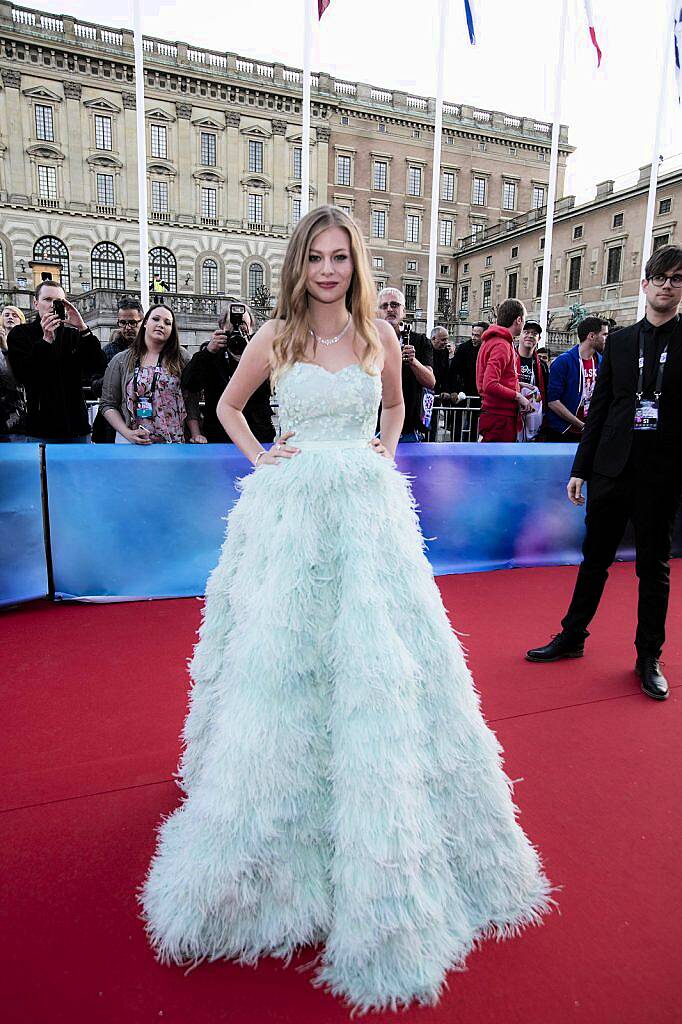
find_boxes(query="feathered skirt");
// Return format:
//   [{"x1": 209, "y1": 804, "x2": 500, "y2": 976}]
[{"x1": 140, "y1": 448, "x2": 552, "y2": 1012}]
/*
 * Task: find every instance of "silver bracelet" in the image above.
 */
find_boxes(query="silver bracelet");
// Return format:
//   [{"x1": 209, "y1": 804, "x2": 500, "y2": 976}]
[{"x1": 253, "y1": 450, "x2": 267, "y2": 466}]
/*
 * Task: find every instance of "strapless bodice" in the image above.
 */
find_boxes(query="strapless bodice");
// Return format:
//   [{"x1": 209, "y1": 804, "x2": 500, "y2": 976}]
[{"x1": 275, "y1": 362, "x2": 381, "y2": 444}]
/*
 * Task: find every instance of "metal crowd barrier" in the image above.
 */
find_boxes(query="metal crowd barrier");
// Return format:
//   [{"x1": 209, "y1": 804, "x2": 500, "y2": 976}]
[{"x1": 429, "y1": 399, "x2": 482, "y2": 442}]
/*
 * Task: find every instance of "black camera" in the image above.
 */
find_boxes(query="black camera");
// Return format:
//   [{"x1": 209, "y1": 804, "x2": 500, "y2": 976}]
[
  {"x1": 53, "y1": 299, "x2": 67, "y2": 321},
  {"x1": 224, "y1": 303, "x2": 249, "y2": 356},
  {"x1": 399, "y1": 321, "x2": 412, "y2": 349}
]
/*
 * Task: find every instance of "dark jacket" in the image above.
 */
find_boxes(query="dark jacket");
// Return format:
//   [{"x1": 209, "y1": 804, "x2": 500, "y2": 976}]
[
  {"x1": 451, "y1": 339, "x2": 481, "y2": 397},
  {"x1": 571, "y1": 315, "x2": 682, "y2": 481},
  {"x1": 476, "y1": 326, "x2": 520, "y2": 416},
  {"x1": 7, "y1": 317, "x2": 106, "y2": 438},
  {"x1": 181, "y1": 344, "x2": 274, "y2": 444},
  {"x1": 547, "y1": 344, "x2": 602, "y2": 434}
]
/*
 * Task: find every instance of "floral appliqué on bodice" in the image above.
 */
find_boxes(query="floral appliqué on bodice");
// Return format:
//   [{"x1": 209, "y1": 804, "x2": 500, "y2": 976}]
[{"x1": 275, "y1": 362, "x2": 382, "y2": 443}]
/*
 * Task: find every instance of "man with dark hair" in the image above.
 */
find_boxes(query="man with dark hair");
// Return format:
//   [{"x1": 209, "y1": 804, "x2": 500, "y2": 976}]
[
  {"x1": 545, "y1": 316, "x2": 608, "y2": 441},
  {"x1": 7, "y1": 279, "x2": 105, "y2": 441},
  {"x1": 90, "y1": 296, "x2": 145, "y2": 443},
  {"x1": 476, "y1": 300, "x2": 530, "y2": 442},
  {"x1": 527, "y1": 245, "x2": 682, "y2": 701},
  {"x1": 516, "y1": 319, "x2": 548, "y2": 441},
  {"x1": 452, "y1": 321, "x2": 487, "y2": 398},
  {"x1": 181, "y1": 301, "x2": 274, "y2": 444}
]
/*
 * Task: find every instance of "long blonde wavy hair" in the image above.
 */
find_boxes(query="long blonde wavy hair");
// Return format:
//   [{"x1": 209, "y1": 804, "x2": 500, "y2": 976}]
[{"x1": 271, "y1": 205, "x2": 382, "y2": 383}]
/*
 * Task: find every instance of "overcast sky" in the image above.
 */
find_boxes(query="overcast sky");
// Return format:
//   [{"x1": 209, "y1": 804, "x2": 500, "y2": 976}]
[{"x1": 34, "y1": 0, "x2": 681, "y2": 201}]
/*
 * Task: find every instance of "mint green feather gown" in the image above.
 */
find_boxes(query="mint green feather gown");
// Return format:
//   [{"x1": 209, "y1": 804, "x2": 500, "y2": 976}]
[{"x1": 141, "y1": 361, "x2": 552, "y2": 1012}]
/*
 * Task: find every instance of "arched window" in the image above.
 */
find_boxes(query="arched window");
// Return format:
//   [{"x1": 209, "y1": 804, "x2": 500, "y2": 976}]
[
  {"x1": 248, "y1": 262, "x2": 264, "y2": 302},
  {"x1": 33, "y1": 235, "x2": 70, "y2": 292},
  {"x1": 148, "y1": 247, "x2": 177, "y2": 293},
  {"x1": 91, "y1": 242, "x2": 125, "y2": 291},
  {"x1": 201, "y1": 258, "x2": 218, "y2": 295}
]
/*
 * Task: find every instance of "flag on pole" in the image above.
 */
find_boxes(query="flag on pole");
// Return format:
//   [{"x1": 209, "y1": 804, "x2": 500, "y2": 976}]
[
  {"x1": 318, "y1": 0, "x2": 331, "y2": 17},
  {"x1": 463, "y1": 0, "x2": 477, "y2": 45},
  {"x1": 674, "y1": 4, "x2": 682, "y2": 101},
  {"x1": 583, "y1": 0, "x2": 602, "y2": 66}
]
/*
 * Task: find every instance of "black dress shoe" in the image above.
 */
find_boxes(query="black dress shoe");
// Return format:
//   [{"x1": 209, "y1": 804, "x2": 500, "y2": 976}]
[
  {"x1": 635, "y1": 657, "x2": 669, "y2": 701},
  {"x1": 526, "y1": 633, "x2": 585, "y2": 662}
]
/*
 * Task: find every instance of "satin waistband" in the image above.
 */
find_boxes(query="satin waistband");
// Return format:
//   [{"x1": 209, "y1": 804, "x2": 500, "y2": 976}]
[{"x1": 293, "y1": 438, "x2": 372, "y2": 450}]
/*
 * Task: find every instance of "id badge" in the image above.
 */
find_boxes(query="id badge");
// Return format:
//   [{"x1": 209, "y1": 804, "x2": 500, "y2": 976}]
[
  {"x1": 633, "y1": 399, "x2": 659, "y2": 431},
  {"x1": 136, "y1": 397, "x2": 153, "y2": 419}
]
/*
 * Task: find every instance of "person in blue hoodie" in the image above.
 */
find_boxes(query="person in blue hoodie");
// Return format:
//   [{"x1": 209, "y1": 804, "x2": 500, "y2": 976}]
[{"x1": 545, "y1": 316, "x2": 609, "y2": 441}]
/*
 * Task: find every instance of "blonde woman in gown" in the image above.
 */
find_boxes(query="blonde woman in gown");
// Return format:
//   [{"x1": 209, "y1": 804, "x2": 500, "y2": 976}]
[{"x1": 140, "y1": 206, "x2": 552, "y2": 1012}]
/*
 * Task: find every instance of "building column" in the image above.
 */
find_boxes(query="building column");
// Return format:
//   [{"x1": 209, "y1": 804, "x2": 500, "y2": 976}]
[
  {"x1": 316, "y1": 126, "x2": 330, "y2": 208},
  {"x1": 175, "y1": 102, "x2": 194, "y2": 225},
  {"x1": 63, "y1": 82, "x2": 85, "y2": 211},
  {"x1": 271, "y1": 119, "x2": 287, "y2": 231},
  {"x1": 1, "y1": 69, "x2": 29, "y2": 200},
  {"x1": 225, "y1": 112, "x2": 241, "y2": 227},
  {"x1": 122, "y1": 91, "x2": 139, "y2": 217}
]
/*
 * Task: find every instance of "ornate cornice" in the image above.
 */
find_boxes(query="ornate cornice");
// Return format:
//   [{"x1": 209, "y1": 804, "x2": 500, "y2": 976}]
[
  {"x1": 316, "y1": 126, "x2": 331, "y2": 143},
  {"x1": 122, "y1": 92, "x2": 136, "y2": 109},
  {"x1": 226, "y1": 112, "x2": 240, "y2": 128},
  {"x1": 1, "y1": 70, "x2": 20, "y2": 90},
  {"x1": 64, "y1": 82, "x2": 82, "y2": 100},
  {"x1": 176, "y1": 102, "x2": 192, "y2": 120},
  {"x1": 271, "y1": 119, "x2": 287, "y2": 136}
]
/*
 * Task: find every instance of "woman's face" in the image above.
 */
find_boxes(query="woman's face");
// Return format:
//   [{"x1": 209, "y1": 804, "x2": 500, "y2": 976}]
[
  {"x1": 305, "y1": 226, "x2": 354, "y2": 305},
  {"x1": 145, "y1": 307, "x2": 174, "y2": 345},
  {"x1": 2, "y1": 307, "x2": 21, "y2": 331}
]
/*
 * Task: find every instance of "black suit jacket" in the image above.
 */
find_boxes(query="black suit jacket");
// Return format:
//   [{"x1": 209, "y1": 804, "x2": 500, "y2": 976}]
[{"x1": 571, "y1": 316, "x2": 682, "y2": 481}]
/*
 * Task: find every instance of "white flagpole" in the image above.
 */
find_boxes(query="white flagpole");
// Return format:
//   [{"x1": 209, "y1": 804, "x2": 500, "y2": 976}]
[
  {"x1": 539, "y1": 0, "x2": 569, "y2": 336},
  {"x1": 637, "y1": 0, "x2": 678, "y2": 320},
  {"x1": 132, "y1": 0, "x2": 149, "y2": 309},
  {"x1": 301, "y1": 0, "x2": 314, "y2": 217},
  {"x1": 426, "y1": 0, "x2": 448, "y2": 336}
]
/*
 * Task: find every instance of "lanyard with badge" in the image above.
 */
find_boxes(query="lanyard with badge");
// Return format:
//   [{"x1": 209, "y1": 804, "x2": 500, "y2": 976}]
[
  {"x1": 633, "y1": 333, "x2": 667, "y2": 431},
  {"x1": 133, "y1": 355, "x2": 161, "y2": 421}
]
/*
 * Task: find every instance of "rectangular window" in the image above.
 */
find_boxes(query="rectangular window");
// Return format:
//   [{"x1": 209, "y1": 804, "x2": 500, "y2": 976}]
[
  {"x1": 472, "y1": 176, "x2": 486, "y2": 206},
  {"x1": 95, "y1": 115, "x2": 112, "y2": 151},
  {"x1": 150, "y1": 123, "x2": 167, "y2": 159},
  {"x1": 439, "y1": 219, "x2": 453, "y2": 247},
  {"x1": 502, "y1": 181, "x2": 517, "y2": 211},
  {"x1": 463, "y1": 262, "x2": 469, "y2": 274},
  {"x1": 38, "y1": 164, "x2": 57, "y2": 200},
  {"x1": 471, "y1": 223, "x2": 483, "y2": 240},
  {"x1": 201, "y1": 187, "x2": 217, "y2": 218},
  {"x1": 292, "y1": 197, "x2": 301, "y2": 224},
  {"x1": 96, "y1": 173, "x2": 115, "y2": 206},
  {"x1": 35, "y1": 104, "x2": 54, "y2": 142},
  {"x1": 440, "y1": 264, "x2": 449, "y2": 275},
  {"x1": 151, "y1": 179, "x2": 168, "y2": 213},
  {"x1": 248, "y1": 139, "x2": 263, "y2": 173},
  {"x1": 606, "y1": 245, "x2": 622, "y2": 285},
  {"x1": 404, "y1": 283, "x2": 418, "y2": 310},
  {"x1": 482, "y1": 279, "x2": 492, "y2": 307},
  {"x1": 441, "y1": 170, "x2": 455, "y2": 202},
  {"x1": 485, "y1": 254, "x2": 492, "y2": 267},
  {"x1": 460, "y1": 284, "x2": 469, "y2": 309},
  {"x1": 573, "y1": 225, "x2": 583, "y2": 240},
  {"x1": 371, "y1": 209, "x2": 386, "y2": 238},
  {"x1": 373, "y1": 160, "x2": 387, "y2": 191},
  {"x1": 406, "y1": 259, "x2": 417, "y2": 272},
  {"x1": 437, "y1": 286, "x2": 450, "y2": 313},
  {"x1": 336, "y1": 154, "x2": 351, "y2": 186},
  {"x1": 406, "y1": 214, "x2": 420, "y2": 243},
  {"x1": 539, "y1": 236, "x2": 545, "y2": 250},
  {"x1": 372, "y1": 256, "x2": 384, "y2": 269},
  {"x1": 335, "y1": 203, "x2": 352, "y2": 215},
  {"x1": 507, "y1": 271, "x2": 518, "y2": 299},
  {"x1": 659, "y1": 197, "x2": 672, "y2": 216},
  {"x1": 532, "y1": 185, "x2": 546, "y2": 209},
  {"x1": 407, "y1": 166, "x2": 422, "y2": 197},
  {"x1": 248, "y1": 193, "x2": 263, "y2": 223},
  {"x1": 653, "y1": 233, "x2": 670, "y2": 250},
  {"x1": 293, "y1": 147, "x2": 302, "y2": 180},
  {"x1": 200, "y1": 132, "x2": 217, "y2": 167},
  {"x1": 568, "y1": 254, "x2": 582, "y2": 292},
  {"x1": 535, "y1": 264, "x2": 544, "y2": 297},
  {"x1": 612, "y1": 212, "x2": 624, "y2": 228},
  {"x1": 511, "y1": 245, "x2": 519, "y2": 259}
]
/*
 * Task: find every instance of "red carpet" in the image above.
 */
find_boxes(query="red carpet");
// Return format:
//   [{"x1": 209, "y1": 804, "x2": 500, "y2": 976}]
[{"x1": 2, "y1": 563, "x2": 681, "y2": 1024}]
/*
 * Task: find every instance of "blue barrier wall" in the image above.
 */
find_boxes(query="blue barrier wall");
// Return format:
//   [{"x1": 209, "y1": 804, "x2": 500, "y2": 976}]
[
  {"x1": 36, "y1": 442, "x2": 681, "y2": 602},
  {"x1": 0, "y1": 445, "x2": 48, "y2": 606}
]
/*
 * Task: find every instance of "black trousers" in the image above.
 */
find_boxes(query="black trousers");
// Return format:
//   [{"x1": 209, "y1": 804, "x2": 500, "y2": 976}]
[{"x1": 561, "y1": 445, "x2": 682, "y2": 657}]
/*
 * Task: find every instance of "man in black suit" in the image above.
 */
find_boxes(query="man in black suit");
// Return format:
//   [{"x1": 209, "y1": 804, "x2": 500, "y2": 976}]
[{"x1": 526, "y1": 244, "x2": 682, "y2": 701}]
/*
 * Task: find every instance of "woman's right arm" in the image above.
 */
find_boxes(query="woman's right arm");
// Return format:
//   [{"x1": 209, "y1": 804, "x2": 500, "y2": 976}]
[
  {"x1": 100, "y1": 356, "x2": 150, "y2": 444},
  {"x1": 216, "y1": 321, "x2": 288, "y2": 465}
]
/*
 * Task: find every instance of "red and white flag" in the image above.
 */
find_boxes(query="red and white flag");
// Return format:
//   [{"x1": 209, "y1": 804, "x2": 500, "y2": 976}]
[
  {"x1": 583, "y1": 0, "x2": 602, "y2": 67},
  {"x1": 318, "y1": 0, "x2": 331, "y2": 17}
]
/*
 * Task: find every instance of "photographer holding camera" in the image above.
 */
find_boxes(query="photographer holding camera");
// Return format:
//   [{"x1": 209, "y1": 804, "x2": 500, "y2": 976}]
[
  {"x1": 377, "y1": 287, "x2": 435, "y2": 442},
  {"x1": 181, "y1": 301, "x2": 275, "y2": 444},
  {"x1": 6, "y1": 279, "x2": 105, "y2": 442}
]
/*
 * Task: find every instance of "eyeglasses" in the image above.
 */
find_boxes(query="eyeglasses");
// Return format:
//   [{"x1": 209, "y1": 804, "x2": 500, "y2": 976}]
[
  {"x1": 379, "y1": 301, "x2": 402, "y2": 310},
  {"x1": 649, "y1": 273, "x2": 682, "y2": 288},
  {"x1": 117, "y1": 319, "x2": 142, "y2": 328}
]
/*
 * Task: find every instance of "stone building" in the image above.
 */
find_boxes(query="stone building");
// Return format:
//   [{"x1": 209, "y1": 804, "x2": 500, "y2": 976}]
[
  {"x1": 0, "y1": 2, "x2": 571, "y2": 346},
  {"x1": 453, "y1": 166, "x2": 681, "y2": 334}
]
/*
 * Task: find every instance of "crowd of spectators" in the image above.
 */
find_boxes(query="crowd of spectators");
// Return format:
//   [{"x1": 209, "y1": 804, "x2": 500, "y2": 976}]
[{"x1": 0, "y1": 275, "x2": 613, "y2": 447}]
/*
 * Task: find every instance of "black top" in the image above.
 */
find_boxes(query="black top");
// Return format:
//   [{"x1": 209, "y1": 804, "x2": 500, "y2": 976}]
[
  {"x1": 432, "y1": 347, "x2": 452, "y2": 394},
  {"x1": 181, "y1": 345, "x2": 275, "y2": 444},
  {"x1": 401, "y1": 332, "x2": 433, "y2": 434},
  {"x1": 518, "y1": 355, "x2": 538, "y2": 390},
  {"x1": 451, "y1": 339, "x2": 481, "y2": 397},
  {"x1": 571, "y1": 314, "x2": 682, "y2": 481},
  {"x1": 89, "y1": 336, "x2": 130, "y2": 398},
  {"x1": 7, "y1": 317, "x2": 106, "y2": 438}
]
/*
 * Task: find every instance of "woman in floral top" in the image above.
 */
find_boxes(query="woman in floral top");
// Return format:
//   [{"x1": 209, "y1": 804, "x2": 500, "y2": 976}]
[{"x1": 101, "y1": 304, "x2": 205, "y2": 444}]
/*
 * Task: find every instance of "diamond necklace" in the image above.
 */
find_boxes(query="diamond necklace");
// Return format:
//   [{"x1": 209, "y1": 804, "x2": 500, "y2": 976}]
[{"x1": 309, "y1": 313, "x2": 353, "y2": 347}]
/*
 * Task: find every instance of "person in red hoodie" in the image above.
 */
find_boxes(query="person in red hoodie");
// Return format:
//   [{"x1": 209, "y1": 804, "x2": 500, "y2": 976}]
[{"x1": 475, "y1": 299, "x2": 531, "y2": 442}]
